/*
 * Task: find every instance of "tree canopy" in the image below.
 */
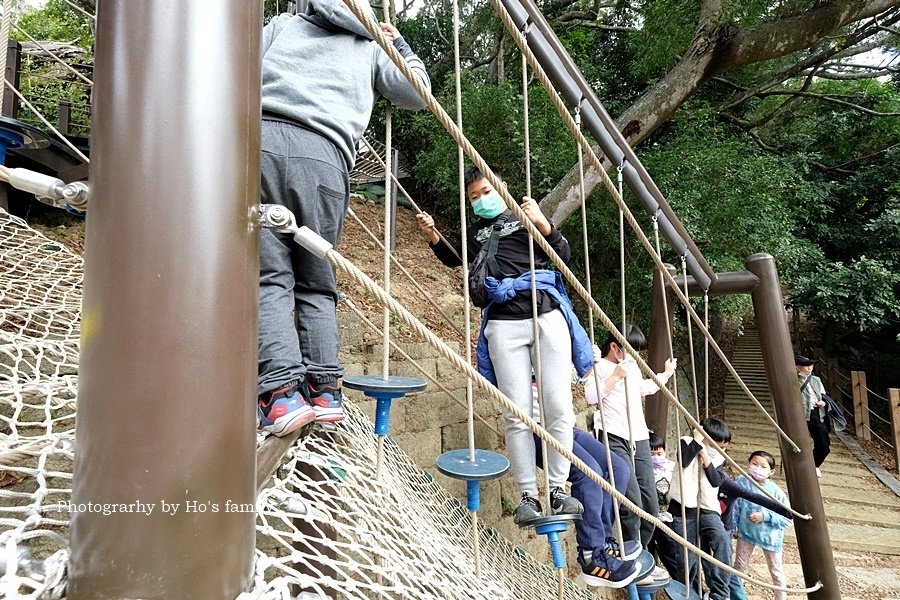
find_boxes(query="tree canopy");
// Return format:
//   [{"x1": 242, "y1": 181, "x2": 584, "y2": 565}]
[{"x1": 393, "y1": 0, "x2": 900, "y2": 378}]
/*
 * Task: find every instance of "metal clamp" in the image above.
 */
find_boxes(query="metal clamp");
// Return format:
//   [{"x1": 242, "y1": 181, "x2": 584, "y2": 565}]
[
  {"x1": 258, "y1": 204, "x2": 333, "y2": 259},
  {"x1": 4, "y1": 167, "x2": 90, "y2": 212}
]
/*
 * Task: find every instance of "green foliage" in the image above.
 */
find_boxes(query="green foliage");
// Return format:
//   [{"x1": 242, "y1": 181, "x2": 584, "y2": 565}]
[
  {"x1": 790, "y1": 257, "x2": 900, "y2": 333},
  {"x1": 629, "y1": 0, "x2": 696, "y2": 78},
  {"x1": 13, "y1": 0, "x2": 93, "y2": 136},
  {"x1": 641, "y1": 106, "x2": 818, "y2": 278},
  {"x1": 408, "y1": 72, "x2": 576, "y2": 219},
  {"x1": 15, "y1": 0, "x2": 93, "y2": 50}
]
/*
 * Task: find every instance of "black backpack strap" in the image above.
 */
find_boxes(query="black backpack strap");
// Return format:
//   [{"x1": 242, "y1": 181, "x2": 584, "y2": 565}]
[{"x1": 484, "y1": 211, "x2": 510, "y2": 279}]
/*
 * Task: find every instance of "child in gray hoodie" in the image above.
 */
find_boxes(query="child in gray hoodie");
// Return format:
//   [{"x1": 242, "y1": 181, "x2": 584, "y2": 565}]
[{"x1": 257, "y1": 0, "x2": 431, "y2": 435}]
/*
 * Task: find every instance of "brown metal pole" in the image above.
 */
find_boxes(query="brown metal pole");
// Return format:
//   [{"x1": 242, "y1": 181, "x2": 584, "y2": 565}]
[
  {"x1": 58, "y1": 100, "x2": 72, "y2": 136},
  {"x1": 672, "y1": 270, "x2": 760, "y2": 298},
  {"x1": 68, "y1": 2, "x2": 261, "y2": 598},
  {"x1": 645, "y1": 263, "x2": 676, "y2": 435},
  {"x1": 2, "y1": 40, "x2": 20, "y2": 118},
  {"x1": 747, "y1": 253, "x2": 840, "y2": 600}
]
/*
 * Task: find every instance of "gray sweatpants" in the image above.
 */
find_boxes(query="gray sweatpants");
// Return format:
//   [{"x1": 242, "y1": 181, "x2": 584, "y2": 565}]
[
  {"x1": 485, "y1": 309, "x2": 575, "y2": 496},
  {"x1": 257, "y1": 120, "x2": 349, "y2": 395}
]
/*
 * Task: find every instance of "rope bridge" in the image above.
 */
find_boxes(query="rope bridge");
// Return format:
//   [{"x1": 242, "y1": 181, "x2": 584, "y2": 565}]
[
  {"x1": 0, "y1": 0, "x2": 838, "y2": 596},
  {"x1": 0, "y1": 209, "x2": 597, "y2": 599}
]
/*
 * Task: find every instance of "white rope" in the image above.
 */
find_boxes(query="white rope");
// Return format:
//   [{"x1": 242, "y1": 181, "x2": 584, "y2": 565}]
[
  {"x1": 3, "y1": 82, "x2": 89, "y2": 163},
  {"x1": 345, "y1": 205, "x2": 467, "y2": 340},
  {"x1": 681, "y1": 256, "x2": 700, "y2": 419}
]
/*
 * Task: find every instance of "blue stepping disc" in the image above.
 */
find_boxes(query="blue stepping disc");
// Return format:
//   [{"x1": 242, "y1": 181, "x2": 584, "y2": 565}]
[
  {"x1": 0, "y1": 116, "x2": 52, "y2": 149},
  {"x1": 436, "y1": 449, "x2": 510, "y2": 481},
  {"x1": 636, "y1": 574, "x2": 669, "y2": 593},
  {"x1": 633, "y1": 550, "x2": 657, "y2": 582},
  {"x1": 343, "y1": 375, "x2": 427, "y2": 396},
  {"x1": 664, "y1": 579, "x2": 703, "y2": 600}
]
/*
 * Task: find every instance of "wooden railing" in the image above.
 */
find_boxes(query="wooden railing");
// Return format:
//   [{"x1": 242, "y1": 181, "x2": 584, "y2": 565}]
[{"x1": 816, "y1": 350, "x2": 900, "y2": 474}]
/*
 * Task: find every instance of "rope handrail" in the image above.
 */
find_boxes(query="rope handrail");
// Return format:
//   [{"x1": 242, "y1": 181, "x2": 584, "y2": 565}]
[
  {"x1": 340, "y1": 0, "x2": 805, "y2": 516},
  {"x1": 358, "y1": 136, "x2": 462, "y2": 262},
  {"x1": 308, "y1": 230, "x2": 821, "y2": 595},
  {"x1": 867, "y1": 409, "x2": 892, "y2": 427},
  {"x1": 866, "y1": 388, "x2": 891, "y2": 404},
  {"x1": 862, "y1": 423, "x2": 895, "y2": 449}
]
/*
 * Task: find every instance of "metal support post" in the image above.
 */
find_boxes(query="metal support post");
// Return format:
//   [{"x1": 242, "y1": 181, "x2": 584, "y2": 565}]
[
  {"x1": 747, "y1": 253, "x2": 840, "y2": 600},
  {"x1": 68, "y1": 1, "x2": 261, "y2": 597},
  {"x1": 645, "y1": 263, "x2": 676, "y2": 435}
]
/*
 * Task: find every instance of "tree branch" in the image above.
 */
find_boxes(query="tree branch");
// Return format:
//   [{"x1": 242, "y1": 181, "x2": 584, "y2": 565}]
[
  {"x1": 722, "y1": 1, "x2": 900, "y2": 71},
  {"x1": 540, "y1": 0, "x2": 900, "y2": 224},
  {"x1": 830, "y1": 142, "x2": 900, "y2": 169},
  {"x1": 814, "y1": 67, "x2": 900, "y2": 79},
  {"x1": 753, "y1": 89, "x2": 900, "y2": 117}
]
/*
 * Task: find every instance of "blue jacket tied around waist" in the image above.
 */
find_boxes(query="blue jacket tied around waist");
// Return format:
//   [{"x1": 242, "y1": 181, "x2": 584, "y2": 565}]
[{"x1": 476, "y1": 269, "x2": 593, "y2": 385}]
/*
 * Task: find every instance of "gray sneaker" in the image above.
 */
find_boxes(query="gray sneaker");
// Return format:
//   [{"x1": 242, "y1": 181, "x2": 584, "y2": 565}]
[
  {"x1": 513, "y1": 493, "x2": 542, "y2": 525},
  {"x1": 550, "y1": 487, "x2": 583, "y2": 515}
]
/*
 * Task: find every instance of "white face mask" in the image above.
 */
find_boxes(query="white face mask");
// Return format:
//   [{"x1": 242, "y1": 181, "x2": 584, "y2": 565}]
[
  {"x1": 748, "y1": 465, "x2": 769, "y2": 481},
  {"x1": 705, "y1": 447, "x2": 721, "y2": 463}
]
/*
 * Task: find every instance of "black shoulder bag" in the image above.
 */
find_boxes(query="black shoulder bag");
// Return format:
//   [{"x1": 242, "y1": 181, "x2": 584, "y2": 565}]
[{"x1": 468, "y1": 211, "x2": 510, "y2": 308}]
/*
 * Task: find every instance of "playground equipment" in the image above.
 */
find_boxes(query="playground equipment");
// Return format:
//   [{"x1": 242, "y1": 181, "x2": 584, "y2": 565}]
[{"x1": 0, "y1": 0, "x2": 842, "y2": 598}]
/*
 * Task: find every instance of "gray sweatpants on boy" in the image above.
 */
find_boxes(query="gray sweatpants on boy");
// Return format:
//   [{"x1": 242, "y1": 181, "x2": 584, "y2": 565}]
[
  {"x1": 485, "y1": 309, "x2": 575, "y2": 497},
  {"x1": 257, "y1": 120, "x2": 348, "y2": 395}
]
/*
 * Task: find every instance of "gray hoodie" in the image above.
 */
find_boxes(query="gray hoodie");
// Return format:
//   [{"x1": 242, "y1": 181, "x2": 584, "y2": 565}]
[{"x1": 261, "y1": 0, "x2": 431, "y2": 170}]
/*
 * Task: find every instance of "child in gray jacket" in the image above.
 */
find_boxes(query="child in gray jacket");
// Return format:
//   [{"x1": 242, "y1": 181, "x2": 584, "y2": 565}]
[{"x1": 257, "y1": 0, "x2": 431, "y2": 435}]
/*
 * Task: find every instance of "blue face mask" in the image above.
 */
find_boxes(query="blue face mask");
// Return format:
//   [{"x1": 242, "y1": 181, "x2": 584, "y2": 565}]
[{"x1": 471, "y1": 191, "x2": 505, "y2": 219}]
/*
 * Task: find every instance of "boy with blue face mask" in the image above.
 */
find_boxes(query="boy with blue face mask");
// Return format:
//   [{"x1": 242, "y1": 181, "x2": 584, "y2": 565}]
[{"x1": 416, "y1": 166, "x2": 593, "y2": 531}]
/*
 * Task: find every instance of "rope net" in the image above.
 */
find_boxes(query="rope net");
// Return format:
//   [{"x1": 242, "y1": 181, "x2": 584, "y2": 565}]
[
  {"x1": 0, "y1": 208, "x2": 592, "y2": 599},
  {"x1": 250, "y1": 405, "x2": 591, "y2": 599}
]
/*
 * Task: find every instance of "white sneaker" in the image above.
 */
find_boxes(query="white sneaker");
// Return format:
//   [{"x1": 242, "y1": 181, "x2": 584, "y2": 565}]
[
  {"x1": 651, "y1": 565, "x2": 670, "y2": 581},
  {"x1": 636, "y1": 574, "x2": 655, "y2": 586},
  {"x1": 816, "y1": 467, "x2": 822, "y2": 478}
]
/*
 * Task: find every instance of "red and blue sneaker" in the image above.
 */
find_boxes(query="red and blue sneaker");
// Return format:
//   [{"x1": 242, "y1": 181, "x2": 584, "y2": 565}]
[
  {"x1": 308, "y1": 381, "x2": 344, "y2": 423},
  {"x1": 258, "y1": 381, "x2": 315, "y2": 436}
]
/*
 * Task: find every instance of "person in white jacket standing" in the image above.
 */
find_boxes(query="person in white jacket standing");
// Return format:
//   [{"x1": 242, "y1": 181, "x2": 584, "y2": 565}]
[{"x1": 584, "y1": 323, "x2": 676, "y2": 584}]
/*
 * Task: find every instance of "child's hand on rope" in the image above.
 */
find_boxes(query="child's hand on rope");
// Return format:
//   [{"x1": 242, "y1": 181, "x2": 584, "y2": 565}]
[
  {"x1": 664, "y1": 357, "x2": 677, "y2": 374},
  {"x1": 520, "y1": 196, "x2": 551, "y2": 235},
  {"x1": 379, "y1": 23, "x2": 400, "y2": 42},
  {"x1": 415, "y1": 212, "x2": 440, "y2": 244}
]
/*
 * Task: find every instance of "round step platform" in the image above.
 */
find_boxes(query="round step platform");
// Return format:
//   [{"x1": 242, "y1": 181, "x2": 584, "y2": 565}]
[
  {"x1": 632, "y1": 550, "x2": 657, "y2": 583},
  {"x1": 663, "y1": 579, "x2": 703, "y2": 600},
  {"x1": 516, "y1": 512, "x2": 582, "y2": 528},
  {"x1": 343, "y1": 375, "x2": 427, "y2": 395},
  {"x1": 436, "y1": 449, "x2": 510, "y2": 481}
]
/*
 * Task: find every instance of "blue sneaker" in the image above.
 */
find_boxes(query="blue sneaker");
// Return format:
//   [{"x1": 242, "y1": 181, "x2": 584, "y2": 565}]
[
  {"x1": 258, "y1": 382, "x2": 315, "y2": 436},
  {"x1": 308, "y1": 381, "x2": 344, "y2": 423},
  {"x1": 578, "y1": 548, "x2": 639, "y2": 588}
]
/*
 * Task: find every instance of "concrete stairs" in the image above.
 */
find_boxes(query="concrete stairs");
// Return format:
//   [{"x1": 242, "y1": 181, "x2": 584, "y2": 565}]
[{"x1": 722, "y1": 328, "x2": 900, "y2": 599}]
